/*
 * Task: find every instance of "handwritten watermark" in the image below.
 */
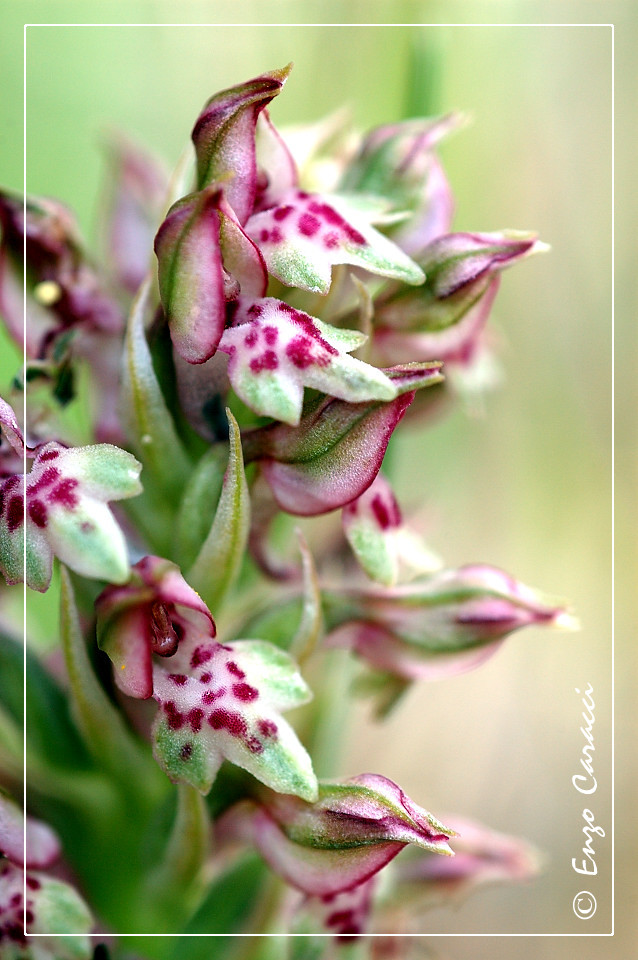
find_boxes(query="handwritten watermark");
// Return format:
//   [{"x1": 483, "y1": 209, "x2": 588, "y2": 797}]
[{"x1": 571, "y1": 683, "x2": 605, "y2": 919}]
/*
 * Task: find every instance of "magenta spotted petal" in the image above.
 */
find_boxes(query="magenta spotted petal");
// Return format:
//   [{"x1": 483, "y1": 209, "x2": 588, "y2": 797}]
[
  {"x1": 0, "y1": 794, "x2": 93, "y2": 954},
  {"x1": 218, "y1": 296, "x2": 396, "y2": 425},
  {"x1": 246, "y1": 191, "x2": 424, "y2": 294},
  {"x1": 151, "y1": 634, "x2": 317, "y2": 801},
  {"x1": 0, "y1": 859, "x2": 93, "y2": 958}
]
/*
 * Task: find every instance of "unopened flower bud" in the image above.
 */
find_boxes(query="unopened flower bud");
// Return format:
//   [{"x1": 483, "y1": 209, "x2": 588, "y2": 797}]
[
  {"x1": 326, "y1": 564, "x2": 577, "y2": 681},
  {"x1": 225, "y1": 773, "x2": 454, "y2": 897},
  {"x1": 0, "y1": 409, "x2": 142, "y2": 592},
  {"x1": 375, "y1": 231, "x2": 545, "y2": 347},
  {"x1": 339, "y1": 114, "x2": 462, "y2": 254},
  {"x1": 241, "y1": 363, "x2": 443, "y2": 515}
]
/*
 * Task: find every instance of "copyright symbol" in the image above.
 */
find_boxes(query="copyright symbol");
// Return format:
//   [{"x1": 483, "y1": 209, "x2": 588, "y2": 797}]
[{"x1": 573, "y1": 891, "x2": 597, "y2": 919}]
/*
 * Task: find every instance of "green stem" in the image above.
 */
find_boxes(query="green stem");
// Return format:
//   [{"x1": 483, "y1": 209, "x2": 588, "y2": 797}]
[
  {"x1": 304, "y1": 648, "x2": 356, "y2": 779},
  {"x1": 230, "y1": 873, "x2": 288, "y2": 960},
  {"x1": 144, "y1": 783, "x2": 211, "y2": 931},
  {"x1": 59, "y1": 566, "x2": 163, "y2": 807}
]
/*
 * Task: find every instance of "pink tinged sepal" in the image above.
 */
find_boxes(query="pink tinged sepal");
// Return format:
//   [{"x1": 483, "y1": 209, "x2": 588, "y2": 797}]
[
  {"x1": 246, "y1": 190, "x2": 424, "y2": 295},
  {"x1": 418, "y1": 231, "x2": 546, "y2": 300},
  {"x1": 0, "y1": 397, "x2": 31, "y2": 459},
  {"x1": 326, "y1": 564, "x2": 577, "y2": 681},
  {"x1": 151, "y1": 634, "x2": 318, "y2": 801},
  {"x1": 242, "y1": 362, "x2": 443, "y2": 515},
  {"x1": 343, "y1": 473, "x2": 441, "y2": 586},
  {"x1": 0, "y1": 793, "x2": 60, "y2": 870},
  {"x1": 396, "y1": 815, "x2": 542, "y2": 901},
  {"x1": 395, "y1": 153, "x2": 455, "y2": 255},
  {"x1": 0, "y1": 440, "x2": 142, "y2": 592},
  {"x1": 0, "y1": 859, "x2": 93, "y2": 959},
  {"x1": 192, "y1": 65, "x2": 292, "y2": 223},
  {"x1": 155, "y1": 187, "x2": 266, "y2": 364},
  {"x1": 96, "y1": 554, "x2": 216, "y2": 700},
  {"x1": 218, "y1": 297, "x2": 396, "y2": 426},
  {"x1": 237, "y1": 774, "x2": 454, "y2": 897}
]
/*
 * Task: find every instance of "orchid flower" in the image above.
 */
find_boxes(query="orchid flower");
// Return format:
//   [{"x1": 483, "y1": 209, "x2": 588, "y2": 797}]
[
  {"x1": 97, "y1": 557, "x2": 318, "y2": 801},
  {"x1": 373, "y1": 231, "x2": 548, "y2": 374},
  {"x1": 218, "y1": 296, "x2": 396, "y2": 426},
  {"x1": 0, "y1": 192, "x2": 126, "y2": 443},
  {"x1": 338, "y1": 113, "x2": 462, "y2": 254},
  {"x1": 0, "y1": 793, "x2": 93, "y2": 958},
  {"x1": 0, "y1": 400, "x2": 142, "y2": 591}
]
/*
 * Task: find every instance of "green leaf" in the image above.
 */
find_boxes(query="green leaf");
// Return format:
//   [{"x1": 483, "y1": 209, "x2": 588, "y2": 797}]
[
  {"x1": 187, "y1": 409, "x2": 250, "y2": 612},
  {"x1": 290, "y1": 531, "x2": 323, "y2": 666},
  {"x1": 0, "y1": 631, "x2": 92, "y2": 770},
  {"x1": 174, "y1": 853, "x2": 269, "y2": 958},
  {"x1": 175, "y1": 444, "x2": 227, "y2": 569},
  {"x1": 59, "y1": 567, "x2": 161, "y2": 801},
  {"x1": 121, "y1": 277, "x2": 192, "y2": 501},
  {"x1": 143, "y1": 784, "x2": 210, "y2": 932}
]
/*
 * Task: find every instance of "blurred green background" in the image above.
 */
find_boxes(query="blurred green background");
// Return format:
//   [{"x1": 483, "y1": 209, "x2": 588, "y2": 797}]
[{"x1": 1, "y1": 1, "x2": 633, "y2": 956}]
